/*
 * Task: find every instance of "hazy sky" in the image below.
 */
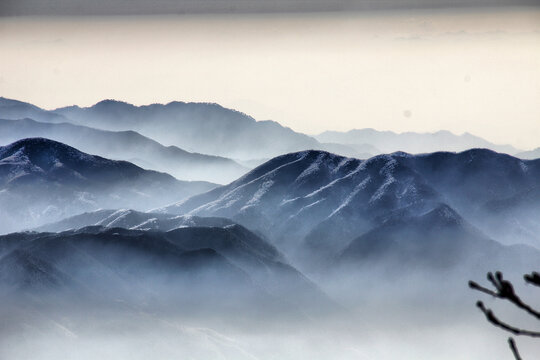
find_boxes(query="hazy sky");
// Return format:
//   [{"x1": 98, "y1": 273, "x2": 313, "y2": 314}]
[{"x1": 0, "y1": 7, "x2": 539, "y2": 149}]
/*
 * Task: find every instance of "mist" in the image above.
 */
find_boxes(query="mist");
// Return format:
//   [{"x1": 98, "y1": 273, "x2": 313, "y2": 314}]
[{"x1": 1, "y1": 3, "x2": 539, "y2": 358}]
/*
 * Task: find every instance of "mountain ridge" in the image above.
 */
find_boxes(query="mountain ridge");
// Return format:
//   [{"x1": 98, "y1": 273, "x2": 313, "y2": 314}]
[
  {"x1": 2, "y1": 97, "x2": 524, "y2": 161},
  {"x1": 160, "y1": 148, "x2": 540, "y2": 262},
  {"x1": 0, "y1": 138, "x2": 216, "y2": 233},
  {"x1": 316, "y1": 128, "x2": 521, "y2": 155},
  {"x1": 0, "y1": 224, "x2": 334, "y2": 315},
  {"x1": 0, "y1": 117, "x2": 248, "y2": 183}
]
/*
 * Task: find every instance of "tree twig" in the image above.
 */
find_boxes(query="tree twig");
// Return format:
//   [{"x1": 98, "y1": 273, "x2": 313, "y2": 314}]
[
  {"x1": 508, "y1": 337, "x2": 522, "y2": 360},
  {"x1": 524, "y1": 272, "x2": 540, "y2": 288},
  {"x1": 476, "y1": 301, "x2": 540, "y2": 338},
  {"x1": 469, "y1": 272, "x2": 540, "y2": 320}
]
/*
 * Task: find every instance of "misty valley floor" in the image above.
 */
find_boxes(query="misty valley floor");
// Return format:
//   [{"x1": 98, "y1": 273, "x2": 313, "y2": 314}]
[{"x1": 2, "y1": 292, "x2": 539, "y2": 360}]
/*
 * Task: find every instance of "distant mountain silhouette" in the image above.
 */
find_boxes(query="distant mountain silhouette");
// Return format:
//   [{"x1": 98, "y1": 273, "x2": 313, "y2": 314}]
[
  {"x1": 316, "y1": 128, "x2": 520, "y2": 155},
  {"x1": 0, "y1": 97, "x2": 68, "y2": 123},
  {"x1": 0, "y1": 138, "x2": 215, "y2": 233},
  {"x1": 0, "y1": 117, "x2": 248, "y2": 183},
  {"x1": 2, "y1": 97, "x2": 520, "y2": 160},
  {"x1": 516, "y1": 147, "x2": 540, "y2": 160},
  {"x1": 0, "y1": 98, "x2": 402, "y2": 160},
  {"x1": 4, "y1": 98, "x2": 321, "y2": 160}
]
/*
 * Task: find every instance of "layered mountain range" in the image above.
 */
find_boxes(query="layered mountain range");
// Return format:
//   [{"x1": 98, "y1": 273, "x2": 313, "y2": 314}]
[
  {"x1": 0, "y1": 138, "x2": 215, "y2": 233},
  {"x1": 0, "y1": 118, "x2": 248, "y2": 183},
  {"x1": 0, "y1": 221, "x2": 331, "y2": 316},
  {"x1": 1, "y1": 97, "x2": 524, "y2": 163},
  {"x1": 316, "y1": 128, "x2": 520, "y2": 155},
  {"x1": 163, "y1": 149, "x2": 540, "y2": 251},
  {"x1": 1, "y1": 96, "x2": 539, "y2": 346}
]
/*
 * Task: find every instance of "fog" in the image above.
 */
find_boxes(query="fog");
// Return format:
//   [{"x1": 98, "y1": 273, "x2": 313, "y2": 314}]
[
  {"x1": 3, "y1": 313, "x2": 534, "y2": 360},
  {"x1": 0, "y1": 138, "x2": 216, "y2": 234},
  {"x1": 2, "y1": 141, "x2": 539, "y2": 359},
  {"x1": 1, "y1": 216, "x2": 539, "y2": 359},
  {"x1": 1, "y1": 263, "x2": 539, "y2": 360},
  {"x1": 0, "y1": 118, "x2": 249, "y2": 183},
  {"x1": 1, "y1": 2, "x2": 538, "y2": 358}
]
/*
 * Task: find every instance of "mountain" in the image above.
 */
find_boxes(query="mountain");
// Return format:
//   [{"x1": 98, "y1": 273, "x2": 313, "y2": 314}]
[
  {"x1": 338, "y1": 204, "x2": 536, "y2": 271},
  {"x1": 0, "y1": 117, "x2": 248, "y2": 183},
  {"x1": 316, "y1": 142, "x2": 373, "y2": 159},
  {"x1": 315, "y1": 129, "x2": 520, "y2": 155},
  {"x1": 322, "y1": 204, "x2": 540, "y2": 307},
  {"x1": 0, "y1": 227, "x2": 264, "y2": 310},
  {"x1": 478, "y1": 185, "x2": 540, "y2": 248},
  {"x1": 35, "y1": 209, "x2": 237, "y2": 233},
  {"x1": 0, "y1": 225, "x2": 332, "y2": 315},
  {"x1": 4, "y1": 97, "x2": 514, "y2": 161},
  {"x1": 0, "y1": 98, "x2": 319, "y2": 160},
  {"x1": 54, "y1": 100, "x2": 322, "y2": 160},
  {"x1": 516, "y1": 147, "x2": 540, "y2": 160},
  {"x1": 0, "y1": 97, "x2": 67, "y2": 124},
  {"x1": 0, "y1": 138, "x2": 216, "y2": 233},
  {"x1": 0, "y1": 97, "x2": 368, "y2": 160},
  {"x1": 160, "y1": 149, "x2": 540, "y2": 264},
  {"x1": 159, "y1": 150, "x2": 442, "y2": 261}
]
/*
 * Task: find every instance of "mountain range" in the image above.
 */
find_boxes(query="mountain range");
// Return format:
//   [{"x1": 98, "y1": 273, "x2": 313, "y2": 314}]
[
  {"x1": 0, "y1": 138, "x2": 215, "y2": 233},
  {"x1": 0, "y1": 220, "x2": 332, "y2": 316},
  {"x1": 516, "y1": 147, "x2": 540, "y2": 160},
  {"x1": 1, "y1": 97, "x2": 527, "y2": 163},
  {"x1": 316, "y1": 128, "x2": 520, "y2": 155},
  {"x1": 10, "y1": 142, "x2": 537, "y2": 312},
  {"x1": 0, "y1": 117, "x2": 248, "y2": 183},
  {"x1": 35, "y1": 209, "x2": 238, "y2": 233},
  {"x1": 160, "y1": 148, "x2": 540, "y2": 265},
  {"x1": 0, "y1": 97, "x2": 324, "y2": 160},
  {"x1": 2, "y1": 95, "x2": 540, "y2": 336}
]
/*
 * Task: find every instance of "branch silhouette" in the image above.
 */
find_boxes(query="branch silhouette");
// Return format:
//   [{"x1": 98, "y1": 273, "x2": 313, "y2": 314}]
[
  {"x1": 475, "y1": 301, "x2": 540, "y2": 337},
  {"x1": 470, "y1": 271, "x2": 540, "y2": 360},
  {"x1": 508, "y1": 338, "x2": 522, "y2": 360},
  {"x1": 469, "y1": 271, "x2": 540, "y2": 320},
  {"x1": 524, "y1": 272, "x2": 540, "y2": 288}
]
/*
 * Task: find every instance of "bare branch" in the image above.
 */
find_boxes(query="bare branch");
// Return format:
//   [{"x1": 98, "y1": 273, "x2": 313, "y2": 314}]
[
  {"x1": 469, "y1": 280, "x2": 498, "y2": 297},
  {"x1": 476, "y1": 301, "x2": 540, "y2": 338},
  {"x1": 508, "y1": 338, "x2": 522, "y2": 360},
  {"x1": 524, "y1": 272, "x2": 540, "y2": 288},
  {"x1": 470, "y1": 272, "x2": 540, "y2": 320}
]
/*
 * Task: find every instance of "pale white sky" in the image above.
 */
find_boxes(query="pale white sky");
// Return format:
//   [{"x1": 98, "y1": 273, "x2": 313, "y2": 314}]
[{"x1": 0, "y1": 8, "x2": 539, "y2": 149}]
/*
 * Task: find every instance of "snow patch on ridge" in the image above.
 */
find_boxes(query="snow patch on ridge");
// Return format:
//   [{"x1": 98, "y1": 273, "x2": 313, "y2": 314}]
[
  {"x1": 96, "y1": 209, "x2": 131, "y2": 227},
  {"x1": 328, "y1": 176, "x2": 371, "y2": 218},
  {"x1": 131, "y1": 218, "x2": 158, "y2": 230},
  {"x1": 295, "y1": 153, "x2": 326, "y2": 182},
  {"x1": 188, "y1": 154, "x2": 309, "y2": 214},
  {"x1": 241, "y1": 179, "x2": 274, "y2": 211}
]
